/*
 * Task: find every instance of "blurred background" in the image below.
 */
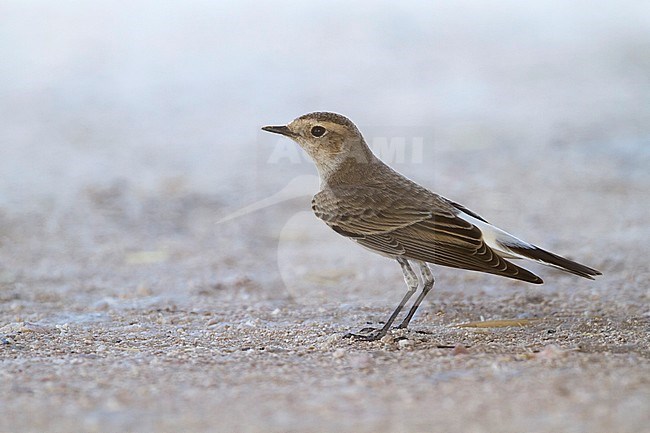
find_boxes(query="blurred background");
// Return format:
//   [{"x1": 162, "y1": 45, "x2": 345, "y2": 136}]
[
  {"x1": 1, "y1": 2, "x2": 649, "y2": 432},
  {"x1": 1, "y1": 0, "x2": 649, "y2": 296}
]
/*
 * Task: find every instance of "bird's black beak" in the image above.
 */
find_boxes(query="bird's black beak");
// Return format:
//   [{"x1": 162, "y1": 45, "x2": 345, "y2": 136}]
[{"x1": 262, "y1": 125, "x2": 295, "y2": 137}]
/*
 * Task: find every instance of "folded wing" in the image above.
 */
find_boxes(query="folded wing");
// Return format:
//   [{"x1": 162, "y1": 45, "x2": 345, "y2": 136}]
[{"x1": 312, "y1": 185, "x2": 544, "y2": 284}]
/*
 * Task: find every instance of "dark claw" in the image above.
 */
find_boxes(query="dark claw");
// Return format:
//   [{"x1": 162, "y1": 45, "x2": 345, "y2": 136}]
[
  {"x1": 344, "y1": 332, "x2": 384, "y2": 341},
  {"x1": 343, "y1": 327, "x2": 386, "y2": 341}
]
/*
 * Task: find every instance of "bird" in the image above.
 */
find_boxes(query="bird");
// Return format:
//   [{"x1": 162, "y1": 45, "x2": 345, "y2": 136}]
[{"x1": 262, "y1": 112, "x2": 601, "y2": 341}]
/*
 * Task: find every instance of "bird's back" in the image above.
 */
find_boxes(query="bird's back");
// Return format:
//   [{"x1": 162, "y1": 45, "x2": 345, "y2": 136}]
[{"x1": 312, "y1": 158, "x2": 545, "y2": 283}]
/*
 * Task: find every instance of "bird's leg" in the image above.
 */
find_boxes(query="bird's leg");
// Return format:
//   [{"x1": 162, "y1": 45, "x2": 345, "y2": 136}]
[
  {"x1": 396, "y1": 261, "x2": 435, "y2": 329},
  {"x1": 346, "y1": 257, "x2": 419, "y2": 341}
]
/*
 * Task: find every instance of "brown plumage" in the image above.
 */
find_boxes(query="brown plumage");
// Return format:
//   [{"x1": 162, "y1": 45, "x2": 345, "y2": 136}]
[
  {"x1": 311, "y1": 160, "x2": 544, "y2": 284},
  {"x1": 262, "y1": 112, "x2": 601, "y2": 341}
]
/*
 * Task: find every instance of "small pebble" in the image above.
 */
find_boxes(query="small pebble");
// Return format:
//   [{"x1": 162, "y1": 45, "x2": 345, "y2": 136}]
[
  {"x1": 397, "y1": 338, "x2": 413, "y2": 350},
  {"x1": 452, "y1": 344, "x2": 470, "y2": 356},
  {"x1": 534, "y1": 344, "x2": 566, "y2": 360}
]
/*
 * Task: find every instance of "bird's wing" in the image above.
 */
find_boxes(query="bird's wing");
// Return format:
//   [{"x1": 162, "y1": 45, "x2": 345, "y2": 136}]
[{"x1": 312, "y1": 186, "x2": 543, "y2": 283}]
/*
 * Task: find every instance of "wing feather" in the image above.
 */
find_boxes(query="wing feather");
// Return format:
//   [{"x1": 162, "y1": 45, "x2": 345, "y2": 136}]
[{"x1": 313, "y1": 185, "x2": 543, "y2": 284}]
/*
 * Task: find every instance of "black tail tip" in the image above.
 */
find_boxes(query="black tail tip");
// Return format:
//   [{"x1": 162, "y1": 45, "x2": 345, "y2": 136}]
[{"x1": 504, "y1": 244, "x2": 603, "y2": 280}]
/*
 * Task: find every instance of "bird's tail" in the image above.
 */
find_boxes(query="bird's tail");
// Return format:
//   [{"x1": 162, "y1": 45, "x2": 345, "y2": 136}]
[
  {"x1": 498, "y1": 243, "x2": 602, "y2": 279},
  {"x1": 455, "y1": 209, "x2": 602, "y2": 280}
]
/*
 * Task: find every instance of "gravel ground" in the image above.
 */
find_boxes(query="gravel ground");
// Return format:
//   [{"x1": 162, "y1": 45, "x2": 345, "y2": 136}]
[
  {"x1": 1, "y1": 140, "x2": 648, "y2": 433},
  {"x1": 1, "y1": 2, "x2": 649, "y2": 433}
]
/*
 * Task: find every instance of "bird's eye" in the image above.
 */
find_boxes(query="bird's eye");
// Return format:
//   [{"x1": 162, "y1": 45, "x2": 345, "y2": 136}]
[{"x1": 310, "y1": 126, "x2": 326, "y2": 137}]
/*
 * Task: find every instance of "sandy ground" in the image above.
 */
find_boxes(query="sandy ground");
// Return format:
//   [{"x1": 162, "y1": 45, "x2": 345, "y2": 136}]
[
  {"x1": 1, "y1": 139, "x2": 648, "y2": 433},
  {"x1": 2, "y1": 2, "x2": 650, "y2": 433}
]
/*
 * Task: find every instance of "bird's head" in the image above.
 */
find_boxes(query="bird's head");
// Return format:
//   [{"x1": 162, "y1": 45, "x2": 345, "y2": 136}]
[{"x1": 262, "y1": 112, "x2": 375, "y2": 177}]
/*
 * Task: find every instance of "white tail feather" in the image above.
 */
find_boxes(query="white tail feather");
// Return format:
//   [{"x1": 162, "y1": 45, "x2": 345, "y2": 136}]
[{"x1": 456, "y1": 211, "x2": 534, "y2": 259}]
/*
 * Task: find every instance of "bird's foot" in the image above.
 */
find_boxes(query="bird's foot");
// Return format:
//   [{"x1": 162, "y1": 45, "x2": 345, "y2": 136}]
[{"x1": 343, "y1": 327, "x2": 386, "y2": 342}]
